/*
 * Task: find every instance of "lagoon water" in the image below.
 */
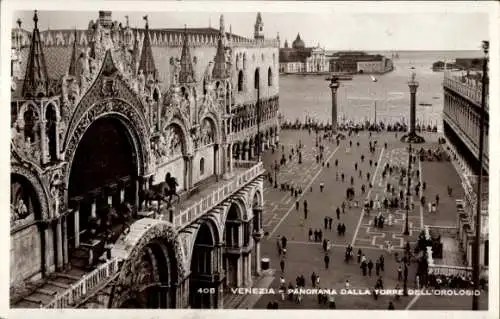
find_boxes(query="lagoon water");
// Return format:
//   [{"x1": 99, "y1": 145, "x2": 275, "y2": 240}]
[{"x1": 279, "y1": 50, "x2": 482, "y2": 132}]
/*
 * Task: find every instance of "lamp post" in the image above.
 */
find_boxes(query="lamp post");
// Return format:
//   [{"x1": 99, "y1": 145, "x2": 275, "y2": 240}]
[
  {"x1": 404, "y1": 143, "x2": 412, "y2": 236},
  {"x1": 472, "y1": 40, "x2": 488, "y2": 311}
]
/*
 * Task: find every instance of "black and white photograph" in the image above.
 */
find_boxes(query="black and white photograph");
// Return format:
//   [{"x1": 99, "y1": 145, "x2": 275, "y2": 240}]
[{"x1": 4, "y1": 0, "x2": 498, "y2": 315}]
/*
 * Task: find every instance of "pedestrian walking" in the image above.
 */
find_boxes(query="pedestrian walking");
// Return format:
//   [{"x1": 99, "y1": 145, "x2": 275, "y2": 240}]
[
  {"x1": 375, "y1": 260, "x2": 380, "y2": 276},
  {"x1": 280, "y1": 259, "x2": 285, "y2": 273},
  {"x1": 296, "y1": 201, "x2": 299, "y2": 211},
  {"x1": 323, "y1": 239, "x2": 328, "y2": 252},
  {"x1": 308, "y1": 228, "x2": 313, "y2": 241},
  {"x1": 311, "y1": 272, "x2": 317, "y2": 288},
  {"x1": 355, "y1": 162, "x2": 358, "y2": 171},
  {"x1": 357, "y1": 249, "x2": 362, "y2": 263},
  {"x1": 379, "y1": 255, "x2": 385, "y2": 272},
  {"x1": 324, "y1": 255, "x2": 330, "y2": 269},
  {"x1": 276, "y1": 236, "x2": 282, "y2": 256},
  {"x1": 345, "y1": 279, "x2": 350, "y2": 289},
  {"x1": 368, "y1": 259, "x2": 374, "y2": 276},
  {"x1": 388, "y1": 301, "x2": 395, "y2": 310},
  {"x1": 324, "y1": 217, "x2": 328, "y2": 229},
  {"x1": 336, "y1": 207, "x2": 340, "y2": 220},
  {"x1": 397, "y1": 265, "x2": 402, "y2": 281},
  {"x1": 281, "y1": 236, "x2": 288, "y2": 250},
  {"x1": 320, "y1": 182, "x2": 325, "y2": 192}
]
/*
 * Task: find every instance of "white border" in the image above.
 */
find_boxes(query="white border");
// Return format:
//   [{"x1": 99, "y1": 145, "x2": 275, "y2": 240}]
[{"x1": 1, "y1": 1, "x2": 498, "y2": 319}]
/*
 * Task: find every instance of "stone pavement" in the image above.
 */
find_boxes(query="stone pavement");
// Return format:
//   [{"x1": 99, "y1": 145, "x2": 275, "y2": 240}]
[{"x1": 250, "y1": 130, "x2": 487, "y2": 310}]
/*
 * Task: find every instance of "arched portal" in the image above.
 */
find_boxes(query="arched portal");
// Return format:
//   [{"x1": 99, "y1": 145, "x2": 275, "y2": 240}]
[
  {"x1": 190, "y1": 220, "x2": 220, "y2": 308},
  {"x1": 10, "y1": 173, "x2": 45, "y2": 285},
  {"x1": 223, "y1": 201, "x2": 244, "y2": 288},
  {"x1": 68, "y1": 116, "x2": 139, "y2": 246},
  {"x1": 118, "y1": 241, "x2": 178, "y2": 308}
]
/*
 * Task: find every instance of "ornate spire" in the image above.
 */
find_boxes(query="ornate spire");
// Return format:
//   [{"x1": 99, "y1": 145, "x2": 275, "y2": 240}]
[
  {"x1": 212, "y1": 31, "x2": 228, "y2": 80},
  {"x1": 22, "y1": 10, "x2": 50, "y2": 98},
  {"x1": 219, "y1": 14, "x2": 225, "y2": 35},
  {"x1": 138, "y1": 15, "x2": 157, "y2": 79},
  {"x1": 179, "y1": 26, "x2": 195, "y2": 84},
  {"x1": 131, "y1": 31, "x2": 139, "y2": 75},
  {"x1": 68, "y1": 29, "x2": 78, "y2": 76}
]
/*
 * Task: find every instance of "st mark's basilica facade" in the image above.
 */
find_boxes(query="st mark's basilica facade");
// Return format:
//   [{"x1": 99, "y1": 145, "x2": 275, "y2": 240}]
[{"x1": 10, "y1": 10, "x2": 279, "y2": 308}]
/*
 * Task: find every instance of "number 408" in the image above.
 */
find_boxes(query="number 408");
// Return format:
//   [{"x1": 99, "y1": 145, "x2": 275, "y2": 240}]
[{"x1": 197, "y1": 288, "x2": 216, "y2": 294}]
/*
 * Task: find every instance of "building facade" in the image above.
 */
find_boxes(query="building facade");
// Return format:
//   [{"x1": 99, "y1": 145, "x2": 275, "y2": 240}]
[
  {"x1": 10, "y1": 10, "x2": 280, "y2": 308},
  {"x1": 329, "y1": 51, "x2": 393, "y2": 74},
  {"x1": 279, "y1": 34, "x2": 328, "y2": 74},
  {"x1": 442, "y1": 70, "x2": 489, "y2": 270}
]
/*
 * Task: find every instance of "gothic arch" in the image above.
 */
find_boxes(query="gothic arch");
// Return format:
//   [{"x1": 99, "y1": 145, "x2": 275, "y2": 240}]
[
  {"x1": 11, "y1": 164, "x2": 50, "y2": 220},
  {"x1": 110, "y1": 219, "x2": 186, "y2": 308},
  {"x1": 199, "y1": 113, "x2": 221, "y2": 145},
  {"x1": 63, "y1": 103, "x2": 149, "y2": 191}
]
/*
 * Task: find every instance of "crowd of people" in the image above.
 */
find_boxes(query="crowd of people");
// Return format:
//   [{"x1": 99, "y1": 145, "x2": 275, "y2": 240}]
[
  {"x1": 280, "y1": 118, "x2": 439, "y2": 134},
  {"x1": 265, "y1": 127, "x2": 424, "y2": 310}
]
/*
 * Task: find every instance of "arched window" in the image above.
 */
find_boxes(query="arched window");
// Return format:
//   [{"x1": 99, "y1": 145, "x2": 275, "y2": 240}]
[
  {"x1": 46, "y1": 104, "x2": 58, "y2": 161},
  {"x1": 200, "y1": 158, "x2": 205, "y2": 176},
  {"x1": 238, "y1": 71, "x2": 244, "y2": 92},
  {"x1": 268, "y1": 67, "x2": 272, "y2": 87},
  {"x1": 23, "y1": 107, "x2": 36, "y2": 142}
]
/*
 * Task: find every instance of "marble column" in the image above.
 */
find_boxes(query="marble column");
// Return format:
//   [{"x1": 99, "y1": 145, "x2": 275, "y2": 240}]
[
  {"x1": 56, "y1": 219, "x2": 63, "y2": 270},
  {"x1": 72, "y1": 199, "x2": 81, "y2": 248},
  {"x1": 39, "y1": 120, "x2": 48, "y2": 164},
  {"x1": 62, "y1": 216, "x2": 69, "y2": 266},
  {"x1": 90, "y1": 196, "x2": 97, "y2": 219},
  {"x1": 214, "y1": 144, "x2": 219, "y2": 177}
]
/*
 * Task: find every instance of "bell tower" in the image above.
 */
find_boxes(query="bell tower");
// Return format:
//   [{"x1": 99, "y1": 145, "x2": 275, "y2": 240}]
[{"x1": 254, "y1": 12, "x2": 264, "y2": 40}]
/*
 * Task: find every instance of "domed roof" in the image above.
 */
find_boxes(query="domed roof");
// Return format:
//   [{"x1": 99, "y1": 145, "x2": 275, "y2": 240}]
[{"x1": 292, "y1": 33, "x2": 305, "y2": 49}]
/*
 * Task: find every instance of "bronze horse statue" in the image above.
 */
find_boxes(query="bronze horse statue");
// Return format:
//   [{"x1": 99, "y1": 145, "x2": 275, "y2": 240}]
[{"x1": 141, "y1": 174, "x2": 180, "y2": 210}]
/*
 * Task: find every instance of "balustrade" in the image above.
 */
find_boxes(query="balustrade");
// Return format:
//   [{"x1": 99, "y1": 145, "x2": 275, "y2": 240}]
[
  {"x1": 174, "y1": 162, "x2": 264, "y2": 229},
  {"x1": 443, "y1": 75, "x2": 488, "y2": 111},
  {"x1": 44, "y1": 257, "x2": 119, "y2": 308}
]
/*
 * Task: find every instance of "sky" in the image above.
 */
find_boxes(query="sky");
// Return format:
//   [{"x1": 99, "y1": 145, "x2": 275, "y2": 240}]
[{"x1": 10, "y1": 2, "x2": 491, "y2": 51}]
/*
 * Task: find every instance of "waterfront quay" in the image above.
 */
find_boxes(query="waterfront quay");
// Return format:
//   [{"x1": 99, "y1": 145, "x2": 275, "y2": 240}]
[{"x1": 245, "y1": 128, "x2": 488, "y2": 310}]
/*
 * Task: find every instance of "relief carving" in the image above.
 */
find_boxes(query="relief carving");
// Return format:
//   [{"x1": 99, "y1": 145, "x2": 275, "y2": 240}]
[{"x1": 11, "y1": 165, "x2": 49, "y2": 222}]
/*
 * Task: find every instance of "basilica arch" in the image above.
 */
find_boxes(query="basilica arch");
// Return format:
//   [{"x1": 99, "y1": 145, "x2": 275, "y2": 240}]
[
  {"x1": 189, "y1": 217, "x2": 222, "y2": 308},
  {"x1": 109, "y1": 219, "x2": 187, "y2": 308}
]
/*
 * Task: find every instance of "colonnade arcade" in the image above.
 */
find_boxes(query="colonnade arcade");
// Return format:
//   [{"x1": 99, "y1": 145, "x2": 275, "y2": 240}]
[{"x1": 232, "y1": 126, "x2": 279, "y2": 161}]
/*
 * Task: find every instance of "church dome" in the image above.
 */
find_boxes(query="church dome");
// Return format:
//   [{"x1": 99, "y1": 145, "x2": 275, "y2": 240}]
[{"x1": 292, "y1": 33, "x2": 305, "y2": 49}]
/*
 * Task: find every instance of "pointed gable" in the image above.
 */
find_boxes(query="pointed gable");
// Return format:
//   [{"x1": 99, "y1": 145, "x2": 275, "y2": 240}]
[
  {"x1": 138, "y1": 16, "x2": 157, "y2": 79},
  {"x1": 22, "y1": 10, "x2": 50, "y2": 98},
  {"x1": 212, "y1": 35, "x2": 228, "y2": 80},
  {"x1": 179, "y1": 27, "x2": 195, "y2": 84}
]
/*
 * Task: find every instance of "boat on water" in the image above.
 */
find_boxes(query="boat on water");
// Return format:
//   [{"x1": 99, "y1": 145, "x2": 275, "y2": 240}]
[{"x1": 419, "y1": 103, "x2": 433, "y2": 107}]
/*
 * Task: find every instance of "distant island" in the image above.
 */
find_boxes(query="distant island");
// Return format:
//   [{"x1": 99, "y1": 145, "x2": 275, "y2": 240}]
[{"x1": 432, "y1": 58, "x2": 483, "y2": 72}]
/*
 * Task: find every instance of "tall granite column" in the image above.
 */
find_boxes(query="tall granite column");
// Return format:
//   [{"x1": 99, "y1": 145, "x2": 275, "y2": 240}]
[
  {"x1": 403, "y1": 70, "x2": 425, "y2": 143},
  {"x1": 329, "y1": 77, "x2": 340, "y2": 133}
]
